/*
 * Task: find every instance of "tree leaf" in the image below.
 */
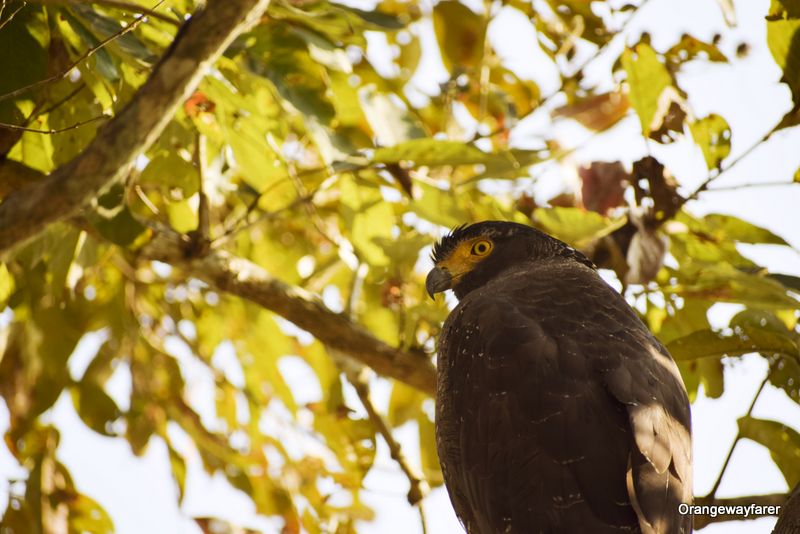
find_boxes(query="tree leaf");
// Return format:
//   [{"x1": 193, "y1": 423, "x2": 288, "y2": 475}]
[
  {"x1": 71, "y1": 380, "x2": 122, "y2": 437},
  {"x1": 767, "y1": 0, "x2": 800, "y2": 104},
  {"x1": 372, "y1": 139, "x2": 504, "y2": 167},
  {"x1": 689, "y1": 114, "x2": 732, "y2": 170},
  {"x1": 139, "y1": 151, "x2": 199, "y2": 197},
  {"x1": 715, "y1": 0, "x2": 737, "y2": 26},
  {"x1": 0, "y1": 263, "x2": 16, "y2": 308},
  {"x1": 433, "y1": 1, "x2": 486, "y2": 73},
  {"x1": 167, "y1": 199, "x2": 199, "y2": 234},
  {"x1": 703, "y1": 213, "x2": 788, "y2": 245},
  {"x1": 167, "y1": 442, "x2": 188, "y2": 503},
  {"x1": 553, "y1": 91, "x2": 630, "y2": 132},
  {"x1": 88, "y1": 183, "x2": 147, "y2": 246},
  {"x1": 360, "y1": 87, "x2": 425, "y2": 146},
  {"x1": 418, "y1": 413, "x2": 443, "y2": 487},
  {"x1": 410, "y1": 182, "x2": 469, "y2": 228},
  {"x1": 388, "y1": 382, "x2": 424, "y2": 427},
  {"x1": 70, "y1": 4, "x2": 156, "y2": 64},
  {"x1": 339, "y1": 175, "x2": 394, "y2": 267},
  {"x1": 665, "y1": 34, "x2": 728, "y2": 67},
  {"x1": 666, "y1": 326, "x2": 799, "y2": 361},
  {"x1": 60, "y1": 10, "x2": 120, "y2": 82},
  {"x1": 534, "y1": 207, "x2": 626, "y2": 248},
  {"x1": 68, "y1": 492, "x2": 115, "y2": 534},
  {"x1": 621, "y1": 43, "x2": 674, "y2": 136},
  {"x1": 738, "y1": 416, "x2": 800, "y2": 487}
]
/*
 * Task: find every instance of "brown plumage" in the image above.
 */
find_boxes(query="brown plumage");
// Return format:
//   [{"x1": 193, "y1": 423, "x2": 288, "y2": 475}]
[{"x1": 426, "y1": 221, "x2": 692, "y2": 534}]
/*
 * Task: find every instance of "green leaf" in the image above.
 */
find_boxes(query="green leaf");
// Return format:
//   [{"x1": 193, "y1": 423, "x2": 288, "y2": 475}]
[
  {"x1": 249, "y1": 24, "x2": 335, "y2": 124},
  {"x1": 534, "y1": 207, "x2": 626, "y2": 248},
  {"x1": 61, "y1": 10, "x2": 120, "y2": 81},
  {"x1": 689, "y1": 114, "x2": 732, "y2": 170},
  {"x1": 167, "y1": 199, "x2": 199, "y2": 234},
  {"x1": 339, "y1": 176, "x2": 394, "y2": 267},
  {"x1": 68, "y1": 492, "x2": 115, "y2": 534},
  {"x1": 728, "y1": 311, "x2": 800, "y2": 404},
  {"x1": 388, "y1": 382, "x2": 424, "y2": 427},
  {"x1": 410, "y1": 182, "x2": 469, "y2": 228},
  {"x1": 0, "y1": 4, "x2": 47, "y2": 125},
  {"x1": 666, "y1": 327, "x2": 799, "y2": 361},
  {"x1": 665, "y1": 34, "x2": 728, "y2": 66},
  {"x1": 738, "y1": 416, "x2": 800, "y2": 487},
  {"x1": 770, "y1": 273, "x2": 800, "y2": 291},
  {"x1": 139, "y1": 151, "x2": 199, "y2": 197},
  {"x1": 621, "y1": 43, "x2": 673, "y2": 135},
  {"x1": 0, "y1": 263, "x2": 15, "y2": 307},
  {"x1": 433, "y1": 1, "x2": 486, "y2": 73},
  {"x1": 702, "y1": 213, "x2": 788, "y2": 245},
  {"x1": 372, "y1": 139, "x2": 506, "y2": 167},
  {"x1": 70, "y1": 5, "x2": 156, "y2": 64},
  {"x1": 167, "y1": 442, "x2": 188, "y2": 503},
  {"x1": 671, "y1": 261, "x2": 800, "y2": 309},
  {"x1": 244, "y1": 310, "x2": 297, "y2": 413},
  {"x1": 87, "y1": 188, "x2": 147, "y2": 247},
  {"x1": 767, "y1": 0, "x2": 800, "y2": 103},
  {"x1": 418, "y1": 414, "x2": 443, "y2": 487},
  {"x1": 360, "y1": 87, "x2": 425, "y2": 146},
  {"x1": 71, "y1": 380, "x2": 121, "y2": 436}
]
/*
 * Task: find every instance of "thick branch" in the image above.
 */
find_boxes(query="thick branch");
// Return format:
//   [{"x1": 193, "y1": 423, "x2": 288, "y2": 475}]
[
  {"x1": 142, "y1": 231, "x2": 438, "y2": 395},
  {"x1": 693, "y1": 494, "x2": 788, "y2": 529},
  {"x1": 0, "y1": 0, "x2": 270, "y2": 255}
]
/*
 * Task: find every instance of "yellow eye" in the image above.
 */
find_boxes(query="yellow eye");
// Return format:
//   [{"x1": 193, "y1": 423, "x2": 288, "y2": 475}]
[{"x1": 470, "y1": 240, "x2": 492, "y2": 256}]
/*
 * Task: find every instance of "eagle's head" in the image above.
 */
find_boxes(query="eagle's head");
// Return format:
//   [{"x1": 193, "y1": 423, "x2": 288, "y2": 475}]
[{"x1": 426, "y1": 221, "x2": 593, "y2": 300}]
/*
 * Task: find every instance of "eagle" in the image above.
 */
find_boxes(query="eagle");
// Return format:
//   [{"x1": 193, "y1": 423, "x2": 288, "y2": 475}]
[{"x1": 426, "y1": 221, "x2": 692, "y2": 534}]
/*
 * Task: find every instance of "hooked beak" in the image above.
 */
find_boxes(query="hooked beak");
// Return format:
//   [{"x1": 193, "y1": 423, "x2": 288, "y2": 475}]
[{"x1": 426, "y1": 267, "x2": 453, "y2": 299}]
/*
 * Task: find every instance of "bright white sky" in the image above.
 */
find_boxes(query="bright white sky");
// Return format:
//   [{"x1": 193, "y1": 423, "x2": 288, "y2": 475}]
[{"x1": 2, "y1": 0, "x2": 800, "y2": 533}]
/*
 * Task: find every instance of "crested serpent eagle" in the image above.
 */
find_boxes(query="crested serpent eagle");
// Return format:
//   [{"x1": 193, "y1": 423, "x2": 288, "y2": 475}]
[{"x1": 426, "y1": 221, "x2": 692, "y2": 534}]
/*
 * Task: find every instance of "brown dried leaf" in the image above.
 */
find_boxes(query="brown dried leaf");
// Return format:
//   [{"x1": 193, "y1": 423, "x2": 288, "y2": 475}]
[
  {"x1": 579, "y1": 161, "x2": 629, "y2": 214},
  {"x1": 553, "y1": 91, "x2": 630, "y2": 131}
]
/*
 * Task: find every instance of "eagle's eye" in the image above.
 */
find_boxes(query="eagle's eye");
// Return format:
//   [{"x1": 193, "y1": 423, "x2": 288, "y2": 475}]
[{"x1": 470, "y1": 240, "x2": 492, "y2": 256}]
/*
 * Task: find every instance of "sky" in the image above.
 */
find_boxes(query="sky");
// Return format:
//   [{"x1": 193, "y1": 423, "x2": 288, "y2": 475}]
[{"x1": 3, "y1": 0, "x2": 800, "y2": 533}]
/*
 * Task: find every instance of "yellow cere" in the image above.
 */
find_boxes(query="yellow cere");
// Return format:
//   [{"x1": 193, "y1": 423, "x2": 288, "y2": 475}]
[{"x1": 437, "y1": 237, "x2": 494, "y2": 277}]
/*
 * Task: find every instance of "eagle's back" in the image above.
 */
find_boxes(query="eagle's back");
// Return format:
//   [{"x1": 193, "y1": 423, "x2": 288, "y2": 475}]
[{"x1": 435, "y1": 258, "x2": 692, "y2": 534}]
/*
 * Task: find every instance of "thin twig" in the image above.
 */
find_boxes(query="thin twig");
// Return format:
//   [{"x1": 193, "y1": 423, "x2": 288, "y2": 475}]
[
  {"x1": 706, "y1": 370, "x2": 771, "y2": 499},
  {"x1": 476, "y1": 0, "x2": 493, "y2": 125},
  {"x1": 348, "y1": 368, "x2": 430, "y2": 506},
  {"x1": 706, "y1": 180, "x2": 797, "y2": 192},
  {"x1": 33, "y1": 82, "x2": 86, "y2": 117},
  {"x1": 0, "y1": 1, "x2": 26, "y2": 32},
  {"x1": 685, "y1": 127, "x2": 776, "y2": 204},
  {"x1": 418, "y1": 500, "x2": 429, "y2": 534},
  {"x1": 195, "y1": 133, "x2": 210, "y2": 238},
  {"x1": 0, "y1": 0, "x2": 164, "y2": 104},
  {"x1": 0, "y1": 114, "x2": 109, "y2": 133}
]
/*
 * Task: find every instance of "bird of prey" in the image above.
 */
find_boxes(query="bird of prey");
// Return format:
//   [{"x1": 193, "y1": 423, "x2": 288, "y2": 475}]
[{"x1": 426, "y1": 221, "x2": 692, "y2": 534}]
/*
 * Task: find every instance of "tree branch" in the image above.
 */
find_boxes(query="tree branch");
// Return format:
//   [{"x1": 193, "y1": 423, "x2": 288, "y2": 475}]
[
  {"x1": 141, "y1": 230, "x2": 438, "y2": 395},
  {"x1": 0, "y1": 0, "x2": 271, "y2": 255},
  {"x1": 344, "y1": 362, "x2": 430, "y2": 505},
  {"x1": 692, "y1": 493, "x2": 788, "y2": 529}
]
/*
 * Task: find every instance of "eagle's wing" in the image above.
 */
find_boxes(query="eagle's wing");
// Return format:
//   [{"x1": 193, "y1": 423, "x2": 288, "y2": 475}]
[{"x1": 435, "y1": 260, "x2": 692, "y2": 534}]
